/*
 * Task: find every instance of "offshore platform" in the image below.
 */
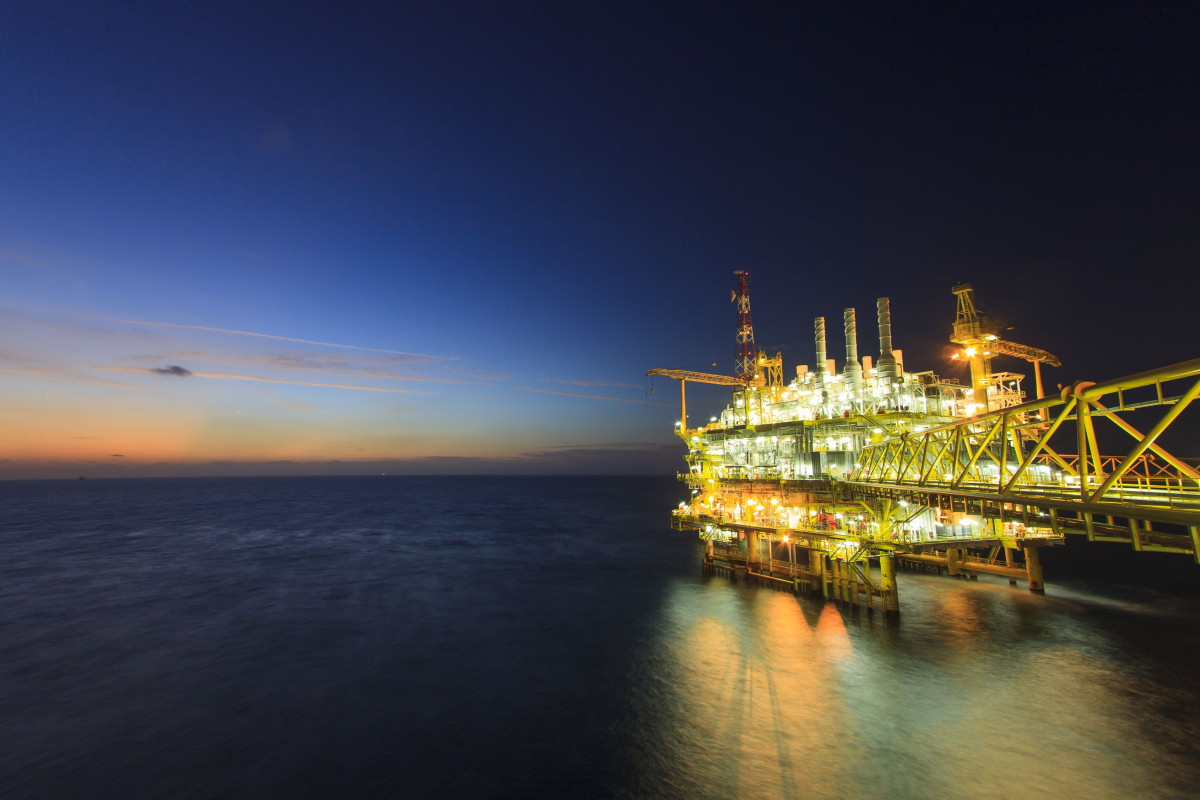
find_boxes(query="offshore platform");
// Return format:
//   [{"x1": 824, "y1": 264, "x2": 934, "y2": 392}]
[{"x1": 650, "y1": 273, "x2": 1200, "y2": 614}]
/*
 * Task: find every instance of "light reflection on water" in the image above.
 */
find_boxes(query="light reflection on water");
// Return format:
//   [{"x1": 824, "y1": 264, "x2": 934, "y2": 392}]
[
  {"x1": 627, "y1": 571, "x2": 1200, "y2": 800},
  {"x1": 3, "y1": 476, "x2": 1199, "y2": 799}
]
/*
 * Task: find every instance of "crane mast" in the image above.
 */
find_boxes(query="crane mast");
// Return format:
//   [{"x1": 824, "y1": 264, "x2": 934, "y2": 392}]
[{"x1": 951, "y1": 283, "x2": 1061, "y2": 411}]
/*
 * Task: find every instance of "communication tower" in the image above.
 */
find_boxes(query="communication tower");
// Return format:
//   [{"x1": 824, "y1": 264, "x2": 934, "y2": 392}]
[{"x1": 732, "y1": 270, "x2": 756, "y2": 385}]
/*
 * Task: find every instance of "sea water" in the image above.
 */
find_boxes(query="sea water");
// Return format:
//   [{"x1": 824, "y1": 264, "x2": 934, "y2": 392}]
[{"x1": 3, "y1": 476, "x2": 1199, "y2": 798}]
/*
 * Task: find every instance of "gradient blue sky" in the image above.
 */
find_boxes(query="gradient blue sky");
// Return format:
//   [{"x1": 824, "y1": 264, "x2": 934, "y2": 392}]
[{"x1": 2, "y1": 2, "x2": 1197, "y2": 477}]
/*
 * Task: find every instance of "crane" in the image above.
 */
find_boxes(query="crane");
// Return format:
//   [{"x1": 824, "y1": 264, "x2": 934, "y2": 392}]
[
  {"x1": 649, "y1": 272, "x2": 767, "y2": 432},
  {"x1": 951, "y1": 283, "x2": 1060, "y2": 410},
  {"x1": 646, "y1": 368, "x2": 743, "y2": 432}
]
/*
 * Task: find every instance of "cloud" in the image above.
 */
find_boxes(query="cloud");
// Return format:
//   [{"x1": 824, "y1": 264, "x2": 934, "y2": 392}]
[
  {"x1": 150, "y1": 365, "x2": 192, "y2": 376},
  {"x1": 543, "y1": 378, "x2": 641, "y2": 389},
  {"x1": 0, "y1": 446, "x2": 684, "y2": 479},
  {"x1": 111, "y1": 454, "x2": 124, "y2": 458},
  {"x1": 517, "y1": 443, "x2": 680, "y2": 466},
  {"x1": 363, "y1": 369, "x2": 488, "y2": 385},
  {"x1": 514, "y1": 386, "x2": 673, "y2": 407},
  {"x1": 93, "y1": 316, "x2": 452, "y2": 360},
  {"x1": 541, "y1": 441, "x2": 671, "y2": 451},
  {"x1": 244, "y1": 353, "x2": 357, "y2": 370},
  {"x1": 96, "y1": 365, "x2": 427, "y2": 394},
  {"x1": 169, "y1": 351, "x2": 476, "y2": 384},
  {"x1": 192, "y1": 371, "x2": 424, "y2": 394},
  {"x1": 0, "y1": 363, "x2": 133, "y2": 390}
]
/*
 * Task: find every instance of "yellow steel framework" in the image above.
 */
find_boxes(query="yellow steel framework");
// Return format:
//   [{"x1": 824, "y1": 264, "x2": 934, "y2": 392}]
[
  {"x1": 657, "y1": 276, "x2": 1200, "y2": 612},
  {"x1": 951, "y1": 283, "x2": 1060, "y2": 406},
  {"x1": 849, "y1": 356, "x2": 1200, "y2": 558},
  {"x1": 647, "y1": 368, "x2": 744, "y2": 432}
]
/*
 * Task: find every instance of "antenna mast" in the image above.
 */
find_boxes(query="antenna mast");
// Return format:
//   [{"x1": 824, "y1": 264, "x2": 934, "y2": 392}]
[{"x1": 732, "y1": 270, "x2": 756, "y2": 384}]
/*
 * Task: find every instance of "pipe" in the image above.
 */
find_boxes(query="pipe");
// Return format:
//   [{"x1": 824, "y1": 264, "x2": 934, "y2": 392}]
[
  {"x1": 843, "y1": 308, "x2": 863, "y2": 390},
  {"x1": 876, "y1": 297, "x2": 898, "y2": 384}
]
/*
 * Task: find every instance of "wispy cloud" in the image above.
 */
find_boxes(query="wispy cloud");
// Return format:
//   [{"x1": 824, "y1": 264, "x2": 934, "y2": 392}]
[
  {"x1": 161, "y1": 351, "x2": 487, "y2": 385},
  {"x1": 540, "y1": 441, "x2": 671, "y2": 451},
  {"x1": 0, "y1": 363, "x2": 134, "y2": 390},
  {"x1": 513, "y1": 443, "x2": 681, "y2": 473},
  {"x1": 195, "y1": 372, "x2": 424, "y2": 394},
  {"x1": 173, "y1": 351, "x2": 359, "y2": 370},
  {"x1": 514, "y1": 386, "x2": 671, "y2": 406},
  {"x1": 95, "y1": 365, "x2": 424, "y2": 394},
  {"x1": 150, "y1": 365, "x2": 192, "y2": 376},
  {"x1": 94, "y1": 316, "x2": 453, "y2": 360},
  {"x1": 363, "y1": 369, "x2": 487, "y2": 385},
  {"x1": 542, "y1": 377, "x2": 641, "y2": 389}
]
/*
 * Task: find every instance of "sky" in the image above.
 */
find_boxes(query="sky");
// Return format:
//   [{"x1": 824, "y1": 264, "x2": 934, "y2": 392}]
[{"x1": 1, "y1": 1, "x2": 1198, "y2": 478}]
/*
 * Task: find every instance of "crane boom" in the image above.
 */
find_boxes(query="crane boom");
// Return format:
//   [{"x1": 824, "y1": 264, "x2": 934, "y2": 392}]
[
  {"x1": 645, "y1": 368, "x2": 743, "y2": 385},
  {"x1": 989, "y1": 339, "x2": 1061, "y2": 367},
  {"x1": 950, "y1": 283, "x2": 1061, "y2": 407},
  {"x1": 647, "y1": 368, "x2": 743, "y2": 433}
]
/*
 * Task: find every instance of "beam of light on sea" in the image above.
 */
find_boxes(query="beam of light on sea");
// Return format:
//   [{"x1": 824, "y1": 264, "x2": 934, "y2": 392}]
[{"x1": 617, "y1": 572, "x2": 1194, "y2": 799}]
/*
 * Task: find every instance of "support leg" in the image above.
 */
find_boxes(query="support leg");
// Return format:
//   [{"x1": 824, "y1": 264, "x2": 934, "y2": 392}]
[
  {"x1": 880, "y1": 554, "x2": 900, "y2": 615},
  {"x1": 1024, "y1": 545, "x2": 1045, "y2": 594}
]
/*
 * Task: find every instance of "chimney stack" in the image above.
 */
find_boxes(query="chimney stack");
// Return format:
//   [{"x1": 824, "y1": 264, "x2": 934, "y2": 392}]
[
  {"x1": 814, "y1": 317, "x2": 828, "y2": 383},
  {"x1": 843, "y1": 308, "x2": 863, "y2": 390},
  {"x1": 876, "y1": 297, "x2": 898, "y2": 384}
]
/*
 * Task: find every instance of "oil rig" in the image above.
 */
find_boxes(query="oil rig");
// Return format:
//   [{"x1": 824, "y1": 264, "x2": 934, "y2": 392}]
[{"x1": 649, "y1": 273, "x2": 1200, "y2": 614}]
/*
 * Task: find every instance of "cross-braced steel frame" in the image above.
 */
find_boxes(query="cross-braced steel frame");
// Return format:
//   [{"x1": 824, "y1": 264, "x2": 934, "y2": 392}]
[{"x1": 850, "y1": 357, "x2": 1200, "y2": 558}]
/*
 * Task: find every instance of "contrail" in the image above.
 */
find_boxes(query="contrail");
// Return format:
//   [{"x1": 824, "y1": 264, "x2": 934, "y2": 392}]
[
  {"x1": 363, "y1": 370, "x2": 487, "y2": 385},
  {"x1": 195, "y1": 372, "x2": 424, "y2": 393},
  {"x1": 515, "y1": 386, "x2": 674, "y2": 407},
  {"x1": 543, "y1": 378, "x2": 642, "y2": 389},
  {"x1": 95, "y1": 365, "x2": 423, "y2": 394},
  {"x1": 95, "y1": 315, "x2": 452, "y2": 360}
]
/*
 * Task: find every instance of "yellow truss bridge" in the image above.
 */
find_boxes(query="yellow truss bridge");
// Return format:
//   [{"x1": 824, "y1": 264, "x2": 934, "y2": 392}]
[{"x1": 849, "y1": 357, "x2": 1200, "y2": 558}]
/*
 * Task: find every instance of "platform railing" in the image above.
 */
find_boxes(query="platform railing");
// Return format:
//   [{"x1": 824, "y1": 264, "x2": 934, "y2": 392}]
[{"x1": 852, "y1": 357, "x2": 1200, "y2": 513}]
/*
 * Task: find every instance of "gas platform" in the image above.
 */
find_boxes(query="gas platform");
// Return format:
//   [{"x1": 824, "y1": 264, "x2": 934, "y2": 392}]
[{"x1": 650, "y1": 273, "x2": 1200, "y2": 614}]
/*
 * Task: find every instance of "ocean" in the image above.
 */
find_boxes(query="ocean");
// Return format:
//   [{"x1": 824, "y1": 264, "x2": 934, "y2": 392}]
[{"x1": 3, "y1": 475, "x2": 1200, "y2": 799}]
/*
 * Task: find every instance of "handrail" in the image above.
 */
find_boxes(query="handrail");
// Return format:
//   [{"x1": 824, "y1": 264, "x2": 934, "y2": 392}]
[{"x1": 852, "y1": 358, "x2": 1200, "y2": 513}]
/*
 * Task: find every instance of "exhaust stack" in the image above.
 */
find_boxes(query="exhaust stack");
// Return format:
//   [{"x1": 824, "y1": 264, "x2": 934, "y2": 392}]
[
  {"x1": 876, "y1": 297, "x2": 899, "y2": 384},
  {"x1": 843, "y1": 308, "x2": 863, "y2": 390},
  {"x1": 814, "y1": 317, "x2": 828, "y2": 382}
]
